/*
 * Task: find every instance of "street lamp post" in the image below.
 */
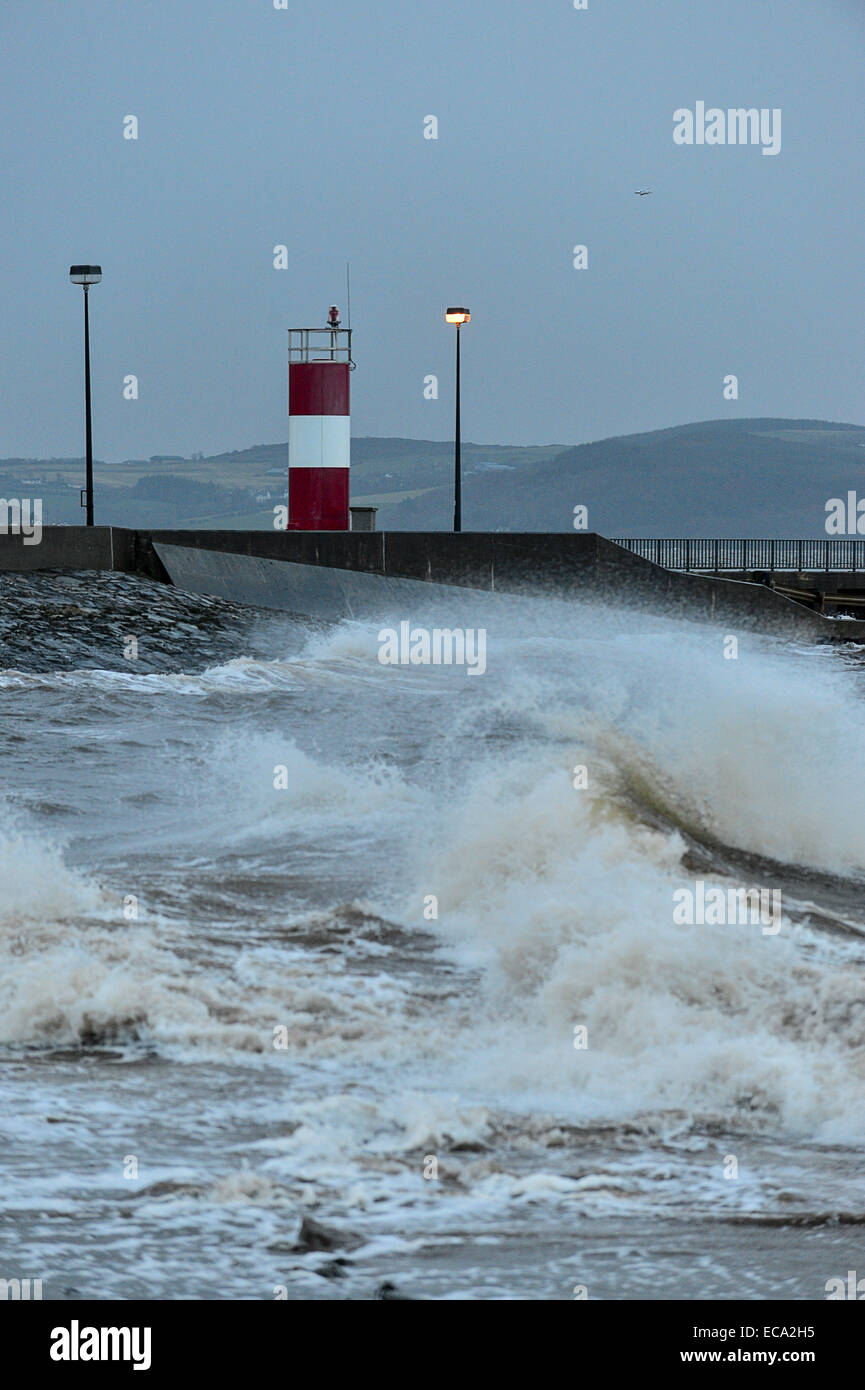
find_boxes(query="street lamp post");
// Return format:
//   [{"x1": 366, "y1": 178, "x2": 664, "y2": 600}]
[
  {"x1": 69, "y1": 265, "x2": 102, "y2": 526},
  {"x1": 445, "y1": 307, "x2": 470, "y2": 532}
]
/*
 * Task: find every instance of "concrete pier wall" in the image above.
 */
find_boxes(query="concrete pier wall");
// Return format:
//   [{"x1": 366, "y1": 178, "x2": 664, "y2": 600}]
[{"x1": 1, "y1": 526, "x2": 864, "y2": 641}]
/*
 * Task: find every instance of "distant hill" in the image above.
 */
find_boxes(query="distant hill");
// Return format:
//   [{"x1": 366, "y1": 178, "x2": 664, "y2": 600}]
[
  {"x1": 0, "y1": 439, "x2": 563, "y2": 529},
  {"x1": 381, "y1": 419, "x2": 865, "y2": 536},
  {"x1": 2, "y1": 420, "x2": 863, "y2": 534}
]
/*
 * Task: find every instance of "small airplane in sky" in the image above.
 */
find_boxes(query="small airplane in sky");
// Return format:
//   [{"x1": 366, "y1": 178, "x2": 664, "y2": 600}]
[{"x1": 634, "y1": 189, "x2": 653, "y2": 196}]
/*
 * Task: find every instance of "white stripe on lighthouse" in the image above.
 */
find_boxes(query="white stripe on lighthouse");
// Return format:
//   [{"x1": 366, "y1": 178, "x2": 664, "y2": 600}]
[{"x1": 288, "y1": 415, "x2": 350, "y2": 469}]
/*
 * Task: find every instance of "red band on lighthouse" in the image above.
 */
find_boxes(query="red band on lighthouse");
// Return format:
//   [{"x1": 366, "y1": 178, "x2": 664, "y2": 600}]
[{"x1": 288, "y1": 361, "x2": 350, "y2": 530}]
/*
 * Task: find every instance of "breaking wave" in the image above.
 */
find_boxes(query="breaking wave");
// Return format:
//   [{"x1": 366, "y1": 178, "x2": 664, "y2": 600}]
[{"x1": 2, "y1": 582, "x2": 865, "y2": 1154}]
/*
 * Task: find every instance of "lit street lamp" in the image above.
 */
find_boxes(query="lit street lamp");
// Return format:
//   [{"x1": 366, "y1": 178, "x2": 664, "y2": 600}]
[
  {"x1": 69, "y1": 264, "x2": 102, "y2": 526},
  {"x1": 445, "y1": 307, "x2": 470, "y2": 532}
]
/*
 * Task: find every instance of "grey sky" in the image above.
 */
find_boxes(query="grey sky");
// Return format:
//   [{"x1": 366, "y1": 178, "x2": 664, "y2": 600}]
[{"x1": 1, "y1": 0, "x2": 862, "y2": 462}]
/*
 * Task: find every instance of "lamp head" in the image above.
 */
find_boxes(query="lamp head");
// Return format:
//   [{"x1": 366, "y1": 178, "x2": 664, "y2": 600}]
[
  {"x1": 69, "y1": 265, "x2": 102, "y2": 286},
  {"x1": 445, "y1": 307, "x2": 470, "y2": 325}
]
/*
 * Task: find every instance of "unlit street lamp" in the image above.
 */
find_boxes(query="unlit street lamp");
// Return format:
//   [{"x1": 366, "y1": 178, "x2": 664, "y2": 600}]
[{"x1": 69, "y1": 264, "x2": 102, "y2": 526}]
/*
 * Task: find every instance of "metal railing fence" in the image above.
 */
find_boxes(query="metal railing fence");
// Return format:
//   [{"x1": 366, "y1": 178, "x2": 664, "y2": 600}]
[{"x1": 611, "y1": 538, "x2": 865, "y2": 573}]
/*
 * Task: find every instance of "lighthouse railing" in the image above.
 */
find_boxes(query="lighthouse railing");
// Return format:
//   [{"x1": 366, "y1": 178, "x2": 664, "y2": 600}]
[{"x1": 287, "y1": 328, "x2": 353, "y2": 363}]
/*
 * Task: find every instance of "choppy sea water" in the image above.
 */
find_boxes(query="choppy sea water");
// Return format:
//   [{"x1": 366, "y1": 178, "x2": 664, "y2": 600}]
[{"x1": 1, "y1": 570, "x2": 865, "y2": 1301}]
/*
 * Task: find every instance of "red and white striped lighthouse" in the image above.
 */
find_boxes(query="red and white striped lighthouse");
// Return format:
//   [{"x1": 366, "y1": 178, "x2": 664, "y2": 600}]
[{"x1": 287, "y1": 313, "x2": 352, "y2": 530}]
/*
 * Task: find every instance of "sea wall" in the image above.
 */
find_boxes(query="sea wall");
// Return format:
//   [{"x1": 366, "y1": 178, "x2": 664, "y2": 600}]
[{"x1": 1, "y1": 526, "x2": 863, "y2": 641}]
